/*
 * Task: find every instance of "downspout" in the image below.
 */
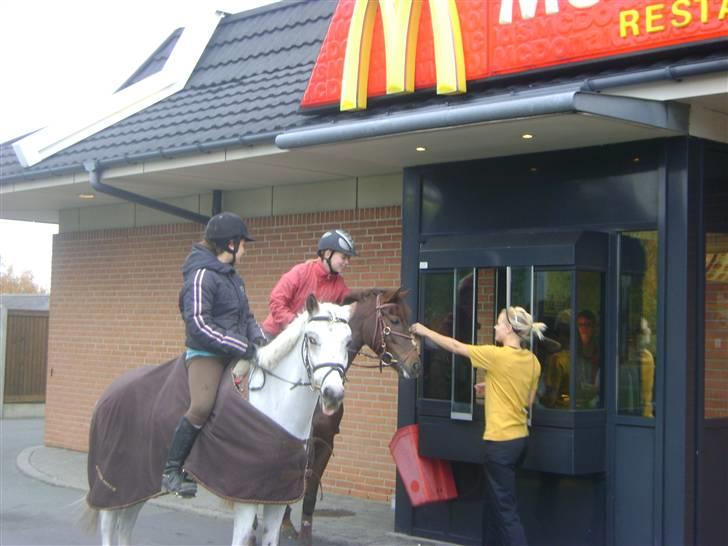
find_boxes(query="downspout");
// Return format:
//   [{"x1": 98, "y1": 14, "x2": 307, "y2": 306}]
[{"x1": 83, "y1": 160, "x2": 210, "y2": 225}]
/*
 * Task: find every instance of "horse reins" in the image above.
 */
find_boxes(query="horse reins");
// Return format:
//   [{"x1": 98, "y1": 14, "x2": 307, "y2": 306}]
[{"x1": 350, "y1": 294, "x2": 418, "y2": 372}]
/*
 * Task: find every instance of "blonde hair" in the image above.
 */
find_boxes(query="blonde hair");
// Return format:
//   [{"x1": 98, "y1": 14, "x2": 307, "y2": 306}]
[{"x1": 504, "y1": 306, "x2": 547, "y2": 341}]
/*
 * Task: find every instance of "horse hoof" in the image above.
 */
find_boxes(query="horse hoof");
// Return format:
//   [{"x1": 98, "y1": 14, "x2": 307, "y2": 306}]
[
  {"x1": 280, "y1": 520, "x2": 298, "y2": 540},
  {"x1": 298, "y1": 524, "x2": 312, "y2": 546}
]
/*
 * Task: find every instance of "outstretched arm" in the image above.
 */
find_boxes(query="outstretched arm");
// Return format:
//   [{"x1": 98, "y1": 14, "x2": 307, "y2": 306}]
[{"x1": 410, "y1": 323, "x2": 470, "y2": 357}]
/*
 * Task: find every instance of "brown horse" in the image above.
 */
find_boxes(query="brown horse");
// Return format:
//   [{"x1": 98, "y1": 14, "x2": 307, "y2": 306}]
[{"x1": 284, "y1": 287, "x2": 421, "y2": 546}]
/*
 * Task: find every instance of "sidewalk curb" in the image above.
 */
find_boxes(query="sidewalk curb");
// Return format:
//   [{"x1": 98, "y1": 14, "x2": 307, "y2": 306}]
[
  {"x1": 15, "y1": 445, "x2": 456, "y2": 545},
  {"x1": 16, "y1": 445, "x2": 234, "y2": 520},
  {"x1": 17, "y1": 446, "x2": 76, "y2": 490}
]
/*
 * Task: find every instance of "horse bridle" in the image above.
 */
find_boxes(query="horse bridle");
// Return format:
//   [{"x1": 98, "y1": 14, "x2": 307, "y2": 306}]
[
  {"x1": 353, "y1": 294, "x2": 418, "y2": 372},
  {"x1": 249, "y1": 312, "x2": 350, "y2": 392},
  {"x1": 301, "y1": 313, "x2": 350, "y2": 390}
]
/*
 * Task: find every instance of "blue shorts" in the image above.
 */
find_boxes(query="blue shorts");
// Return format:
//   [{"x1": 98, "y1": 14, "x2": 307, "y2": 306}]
[{"x1": 185, "y1": 348, "x2": 219, "y2": 361}]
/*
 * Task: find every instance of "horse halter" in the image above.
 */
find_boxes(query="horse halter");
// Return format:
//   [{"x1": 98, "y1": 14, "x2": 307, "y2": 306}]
[
  {"x1": 301, "y1": 313, "x2": 350, "y2": 391},
  {"x1": 367, "y1": 294, "x2": 418, "y2": 372}
]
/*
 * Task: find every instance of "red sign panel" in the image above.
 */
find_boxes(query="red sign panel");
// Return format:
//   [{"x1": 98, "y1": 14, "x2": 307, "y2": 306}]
[{"x1": 301, "y1": 0, "x2": 728, "y2": 109}]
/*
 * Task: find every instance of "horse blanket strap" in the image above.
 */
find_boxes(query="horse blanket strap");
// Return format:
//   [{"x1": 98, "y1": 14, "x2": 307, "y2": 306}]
[{"x1": 87, "y1": 354, "x2": 308, "y2": 509}]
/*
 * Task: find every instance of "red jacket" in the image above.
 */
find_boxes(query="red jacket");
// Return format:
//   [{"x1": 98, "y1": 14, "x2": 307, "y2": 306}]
[{"x1": 262, "y1": 259, "x2": 349, "y2": 337}]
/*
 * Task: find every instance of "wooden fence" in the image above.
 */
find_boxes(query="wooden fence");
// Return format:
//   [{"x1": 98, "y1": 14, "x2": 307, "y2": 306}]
[{"x1": 4, "y1": 310, "x2": 48, "y2": 403}]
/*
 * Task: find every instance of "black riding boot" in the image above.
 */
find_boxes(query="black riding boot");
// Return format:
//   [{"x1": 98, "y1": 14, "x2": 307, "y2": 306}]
[{"x1": 161, "y1": 416, "x2": 200, "y2": 498}]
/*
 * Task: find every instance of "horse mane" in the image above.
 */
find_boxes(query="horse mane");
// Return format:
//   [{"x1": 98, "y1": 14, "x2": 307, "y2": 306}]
[
  {"x1": 343, "y1": 287, "x2": 410, "y2": 321},
  {"x1": 232, "y1": 310, "x2": 310, "y2": 377},
  {"x1": 257, "y1": 310, "x2": 310, "y2": 370}
]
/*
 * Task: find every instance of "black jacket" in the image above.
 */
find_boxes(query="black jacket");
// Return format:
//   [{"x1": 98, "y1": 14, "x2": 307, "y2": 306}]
[{"x1": 179, "y1": 244, "x2": 263, "y2": 358}]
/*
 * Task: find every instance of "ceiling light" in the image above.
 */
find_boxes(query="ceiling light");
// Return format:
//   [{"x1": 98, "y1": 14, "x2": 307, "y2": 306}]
[
  {"x1": 415, "y1": 146, "x2": 427, "y2": 152},
  {"x1": 521, "y1": 134, "x2": 534, "y2": 140},
  {"x1": 632, "y1": 156, "x2": 640, "y2": 163},
  {"x1": 78, "y1": 193, "x2": 95, "y2": 199}
]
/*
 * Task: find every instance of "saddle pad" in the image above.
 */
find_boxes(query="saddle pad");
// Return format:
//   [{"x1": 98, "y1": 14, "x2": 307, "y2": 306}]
[{"x1": 86, "y1": 355, "x2": 308, "y2": 509}]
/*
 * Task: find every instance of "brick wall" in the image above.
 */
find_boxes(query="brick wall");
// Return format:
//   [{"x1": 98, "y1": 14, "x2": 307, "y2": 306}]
[{"x1": 46, "y1": 206, "x2": 403, "y2": 501}]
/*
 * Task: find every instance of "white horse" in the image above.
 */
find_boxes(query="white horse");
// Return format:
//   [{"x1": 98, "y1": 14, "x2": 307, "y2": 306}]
[{"x1": 84, "y1": 294, "x2": 353, "y2": 546}]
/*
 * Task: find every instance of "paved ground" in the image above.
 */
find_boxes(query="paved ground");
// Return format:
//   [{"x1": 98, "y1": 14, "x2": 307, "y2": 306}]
[{"x1": 2, "y1": 418, "x2": 456, "y2": 546}]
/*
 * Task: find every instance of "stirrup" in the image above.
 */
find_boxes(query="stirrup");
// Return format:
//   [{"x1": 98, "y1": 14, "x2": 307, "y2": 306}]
[
  {"x1": 161, "y1": 470, "x2": 197, "y2": 498},
  {"x1": 176, "y1": 478, "x2": 197, "y2": 498}
]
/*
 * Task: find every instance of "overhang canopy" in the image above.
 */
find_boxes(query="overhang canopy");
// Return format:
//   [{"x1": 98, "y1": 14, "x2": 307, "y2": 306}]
[{"x1": 276, "y1": 88, "x2": 689, "y2": 161}]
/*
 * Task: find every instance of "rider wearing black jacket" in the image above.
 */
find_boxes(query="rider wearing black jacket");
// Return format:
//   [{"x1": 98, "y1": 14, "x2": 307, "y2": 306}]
[
  {"x1": 161, "y1": 212, "x2": 264, "y2": 498},
  {"x1": 179, "y1": 243, "x2": 262, "y2": 357}
]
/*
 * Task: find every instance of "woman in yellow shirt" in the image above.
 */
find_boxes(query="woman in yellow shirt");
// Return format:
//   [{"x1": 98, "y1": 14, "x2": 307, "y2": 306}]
[{"x1": 411, "y1": 306, "x2": 545, "y2": 546}]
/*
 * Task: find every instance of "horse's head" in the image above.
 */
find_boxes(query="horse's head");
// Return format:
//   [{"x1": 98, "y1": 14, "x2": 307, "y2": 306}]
[
  {"x1": 346, "y1": 288, "x2": 421, "y2": 380},
  {"x1": 302, "y1": 294, "x2": 353, "y2": 416}
]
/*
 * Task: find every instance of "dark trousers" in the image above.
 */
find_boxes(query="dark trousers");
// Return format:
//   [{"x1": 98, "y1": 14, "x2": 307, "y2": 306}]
[{"x1": 483, "y1": 437, "x2": 528, "y2": 546}]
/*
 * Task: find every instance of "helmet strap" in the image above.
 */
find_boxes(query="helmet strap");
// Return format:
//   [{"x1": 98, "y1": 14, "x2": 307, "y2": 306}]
[
  {"x1": 223, "y1": 238, "x2": 241, "y2": 265},
  {"x1": 322, "y1": 250, "x2": 338, "y2": 276}
]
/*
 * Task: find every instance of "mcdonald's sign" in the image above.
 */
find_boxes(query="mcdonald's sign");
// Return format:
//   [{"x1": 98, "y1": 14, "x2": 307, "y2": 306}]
[{"x1": 301, "y1": 0, "x2": 728, "y2": 111}]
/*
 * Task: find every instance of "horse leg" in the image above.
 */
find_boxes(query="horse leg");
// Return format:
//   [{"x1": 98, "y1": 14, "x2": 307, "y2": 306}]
[
  {"x1": 231, "y1": 503, "x2": 258, "y2": 546},
  {"x1": 99, "y1": 509, "x2": 117, "y2": 546},
  {"x1": 259, "y1": 504, "x2": 286, "y2": 546},
  {"x1": 116, "y1": 503, "x2": 144, "y2": 546},
  {"x1": 300, "y1": 408, "x2": 341, "y2": 546},
  {"x1": 279, "y1": 504, "x2": 298, "y2": 540}
]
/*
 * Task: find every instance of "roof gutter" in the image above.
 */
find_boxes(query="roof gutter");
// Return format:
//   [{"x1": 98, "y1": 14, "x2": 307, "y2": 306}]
[
  {"x1": 2, "y1": 131, "x2": 277, "y2": 185},
  {"x1": 276, "y1": 89, "x2": 688, "y2": 150},
  {"x1": 84, "y1": 160, "x2": 211, "y2": 225},
  {"x1": 580, "y1": 57, "x2": 728, "y2": 91},
  {"x1": 276, "y1": 57, "x2": 725, "y2": 150}
]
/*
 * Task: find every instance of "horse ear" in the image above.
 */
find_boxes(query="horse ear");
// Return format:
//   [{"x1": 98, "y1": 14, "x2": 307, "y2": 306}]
[
  {"x1": 396, "y1": 287, "x2": 409, "y2": 300},
  {"x1": 306, "y1": 293, "x2": 319, "y2": 315}
]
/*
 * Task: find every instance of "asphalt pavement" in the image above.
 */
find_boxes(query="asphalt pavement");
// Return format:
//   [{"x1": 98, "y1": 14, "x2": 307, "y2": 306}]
[{"x1": 2, "y1": 418, "x2": 456, "y2": 546}]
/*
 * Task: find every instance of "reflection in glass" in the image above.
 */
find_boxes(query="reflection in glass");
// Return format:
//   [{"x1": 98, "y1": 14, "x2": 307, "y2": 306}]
[
  {"x1": 474, "y1": 269, "x2": 496, "y2": 410},
  {"x1": 705, "y1": 232, "x2": 728, "y2": 419},
  {"x1": 618, "y1": 232, "x2": 658, "y2": 418},
  {"x1": 535, "y1": 271, "x2": 572, "y2": 409},
  {"x1": 421, "y1": 272, "x2": 453, "y2": 400},
  {"x1": 575, "y1": 272, "x2": 603, "y2": 409},
  {"x1": 510, "y1": 267, "x2": 533, "y2": 317},
  {"x1": 452, "y1": 269, "x2": 475, "y2": 417}
]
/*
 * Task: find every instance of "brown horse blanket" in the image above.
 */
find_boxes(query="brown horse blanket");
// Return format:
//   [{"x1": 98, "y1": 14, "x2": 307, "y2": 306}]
[{"x1": 87, "y1": 354, "x2": 308, "y2": 509}]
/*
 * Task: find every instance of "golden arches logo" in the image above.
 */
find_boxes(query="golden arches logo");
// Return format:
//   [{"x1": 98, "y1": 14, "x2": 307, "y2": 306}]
[{"x1": 340, "y1": 0, "x2": 467, "y2": 112}]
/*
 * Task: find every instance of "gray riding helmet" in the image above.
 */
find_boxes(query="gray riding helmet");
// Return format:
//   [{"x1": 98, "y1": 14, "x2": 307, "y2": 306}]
[{"x1": 317, "y1": 229, "x2": 357, "y2": 257}]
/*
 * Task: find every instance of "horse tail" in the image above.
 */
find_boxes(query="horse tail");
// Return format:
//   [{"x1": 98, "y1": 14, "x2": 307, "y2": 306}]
[{"x1": 78, "y1": 502, "x2": 99, "y2": 535}]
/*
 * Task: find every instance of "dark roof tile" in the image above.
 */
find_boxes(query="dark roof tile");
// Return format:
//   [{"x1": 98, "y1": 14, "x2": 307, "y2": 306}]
[{"x1": 1, "y1": 0, "x2": 334, "y2": 182}]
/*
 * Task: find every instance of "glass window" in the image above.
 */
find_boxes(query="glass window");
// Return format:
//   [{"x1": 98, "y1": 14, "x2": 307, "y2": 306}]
[
  {"x1": 705, "y1": 232, "x2": 728, "y2": 419},
  {"x1": 452, "y1": 269, "x2": 476, "y2": 417},
  {"x1": 618, "y1": 231, "x2": 658, "y2": 418},
  {"x1": 535, "y1": 271, "x2": 572, "y2": 409},
  {"x1": 420, "y1": 268, "x2": 477, "y2": 408},
  {"x1": 420, "y1": 271, "x2": 453, "y2": 400},
  {"x1": 474, "y1": 268, "x2": 497, "y2": 411},
  {"x1": 575, "y1": 271, "x2": 604, "y2": 409}
]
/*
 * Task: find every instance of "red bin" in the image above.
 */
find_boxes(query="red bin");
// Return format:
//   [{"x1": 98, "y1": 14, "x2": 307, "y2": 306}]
[{"x1": 389, "y1": 424, "x2": 458, "y2": 506}]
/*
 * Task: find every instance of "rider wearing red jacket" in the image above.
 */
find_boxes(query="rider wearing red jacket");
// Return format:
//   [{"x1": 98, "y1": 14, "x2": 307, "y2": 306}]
[{"x1": 261, "y1": 229, "x2": 356, "y2": 338}]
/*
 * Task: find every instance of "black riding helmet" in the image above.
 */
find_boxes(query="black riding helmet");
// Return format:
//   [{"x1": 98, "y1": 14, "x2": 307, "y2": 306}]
[
  {"x1": 317, "y1": 229, "x2": 356, "y2": 274},
  {"x1": 204, "y1": 212, "x2": 253, "y2": 262}
]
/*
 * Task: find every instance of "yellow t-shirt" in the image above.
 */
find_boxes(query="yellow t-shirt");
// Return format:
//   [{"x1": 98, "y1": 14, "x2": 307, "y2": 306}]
[{"x1": 468, "y1": 345, "x2": 541, "y2": 441}]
